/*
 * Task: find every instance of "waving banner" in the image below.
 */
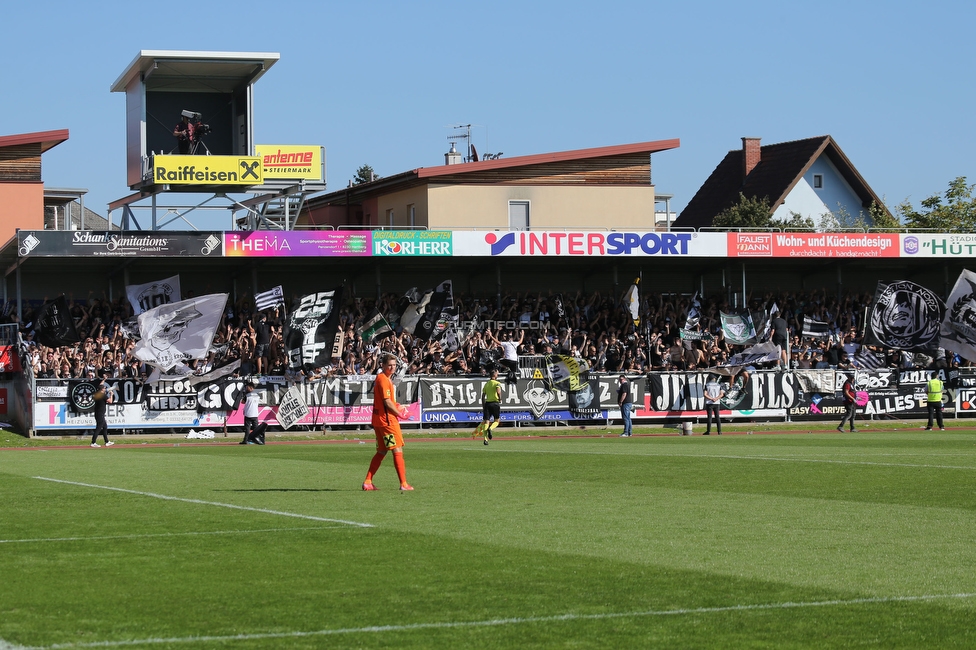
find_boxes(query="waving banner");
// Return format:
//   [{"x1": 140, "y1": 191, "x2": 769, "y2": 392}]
[
  {"x1": 720, "y1": 311, "x2": 757, "y2": 345},
  {"x1": 865, "y1": 280, "x2": 944, "y2": 351},
  {"x1": 285, "y1": 288, "x2": 344, "y2": 368},
  {"x1": 126, "y1": 275, "x2": 181, "y2": 315},
  {"x1": 940, "y1": 269, "x2": 976, "y2": 361},
  {"x1": 132, "y1": 294, "x2": 227, "y2": 371}
]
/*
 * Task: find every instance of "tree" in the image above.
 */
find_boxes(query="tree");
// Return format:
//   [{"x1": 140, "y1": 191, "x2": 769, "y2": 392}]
[
  {"x1": 712, "y1": 194, "x2": 775, "y2": 228},
  {"x1": 353, "y1": 164, "x2": 379, "y2": 185},
  {"x1": 897, "y1": 176, "x2": 976, "y2": 231},
  {"x1": 712, "y1": 194, "x2": 815, "y2": 229},
  {"x1": 868, "y1": 202, "x2": 901, "y2": 230},
  {"x1": 817, "y1": 202, "x2": 900, "y2": 231}
]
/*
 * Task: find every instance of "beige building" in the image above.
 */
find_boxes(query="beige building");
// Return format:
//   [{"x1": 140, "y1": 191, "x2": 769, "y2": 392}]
[{"x1": 300, "y1": 139, "x2": 679, "y2": 231}]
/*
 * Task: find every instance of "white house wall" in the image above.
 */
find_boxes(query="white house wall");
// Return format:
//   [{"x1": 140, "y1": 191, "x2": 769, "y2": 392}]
[
  {"x1": 772, "y1": 177, "x2": 828, "y2": 222},
  {"x1": 805, "y1": 155, "x2": 869, "y2": 221}
]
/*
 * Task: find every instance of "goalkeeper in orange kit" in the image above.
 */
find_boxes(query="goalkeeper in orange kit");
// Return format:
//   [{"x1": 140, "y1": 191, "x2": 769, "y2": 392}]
[{"x1": 362, "y1": 354, "x2": 413, "y2": 491}]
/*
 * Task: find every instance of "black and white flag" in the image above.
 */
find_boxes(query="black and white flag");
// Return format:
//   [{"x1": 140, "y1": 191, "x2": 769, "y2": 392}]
[
  {"x1": 285, "y1": 288, "x2": 344, "y2": 369},
  {"x1": 853, "y1": 347, "x2": 885, "y2": 370},
  {"x1": 33, "y1": 296, "x2": 80, "y2": 348},
  {"x1": 684, "y1": 292, "x2": 701, "y2": 330},
  {"x1": 132, "y1": 294, "x2": 228, "y2": 372},
  {"x1": 865, "y1": 280, "x2": 944, "y2": 351},
  {"x1": 276, "y1": 386, "x2": 309, "y2": 430},
  {"x1": 802, "y1": 316, "x2": 831, "y2": 339},
  {"x1": 940, "y1": 269, "x2": 976, "y2": 361},
  {"x1": 415, "y1": 287, "x2": 449, "y2": 342},
  {"x1": 126, "y1": 275, "x2": 180, "y2": 315},
  {"x1": 398, "y1": 288, "x2": 431, "y2": 335},
  {"x1": 724, "y1": 341, "x2": 781, "y2": 368},
  {"x1": 623, "y1": 279, "x2": 640, "y2": 327},
  {"x1": 254, "y1": 285, "x2": 285, "y2": 312}
]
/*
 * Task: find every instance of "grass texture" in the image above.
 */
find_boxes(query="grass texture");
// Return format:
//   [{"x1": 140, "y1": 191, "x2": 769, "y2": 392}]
[{"x1": 2, "y1": 430, "x2": 976, "y2": 648}]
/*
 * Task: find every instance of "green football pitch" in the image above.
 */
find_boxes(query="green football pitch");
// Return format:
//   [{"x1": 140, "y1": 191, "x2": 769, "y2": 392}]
[{"x1": 2, "y1": 430, "x2": 976, "y2": 649}]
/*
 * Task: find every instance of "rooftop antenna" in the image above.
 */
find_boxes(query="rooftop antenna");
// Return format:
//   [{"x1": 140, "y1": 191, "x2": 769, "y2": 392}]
[{"x1": 448, "y1": 124, "x2": 473, "y2": 162}]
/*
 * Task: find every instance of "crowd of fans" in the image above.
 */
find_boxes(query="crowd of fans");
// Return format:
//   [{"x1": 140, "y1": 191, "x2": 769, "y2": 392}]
[{"x1": 5, "y1": 287, "x2": 964, "y2": 383}]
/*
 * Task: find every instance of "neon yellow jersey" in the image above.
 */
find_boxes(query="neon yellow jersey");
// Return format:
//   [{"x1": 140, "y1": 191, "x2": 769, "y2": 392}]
[
  {"x1": 927, "y1": 378, "x2": 944, "y2": 404},
  {"x1": 483, "y1": 379, "x2": 502, "y2": 403}
]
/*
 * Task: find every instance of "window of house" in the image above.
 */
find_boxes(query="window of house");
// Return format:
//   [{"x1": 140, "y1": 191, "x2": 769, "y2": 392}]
[
  {"x1": 386, "y1": 209, "x2": 394, "y2": 227},
  {"x1": 408, "y1": 204, "x2": 416, "y2": 228},
  {"x1": 813, "y1": 174, "x2": 823, "y2": 189},
  {"x1": 509, "y1": 201, "x2": 530, "y2": 230}
]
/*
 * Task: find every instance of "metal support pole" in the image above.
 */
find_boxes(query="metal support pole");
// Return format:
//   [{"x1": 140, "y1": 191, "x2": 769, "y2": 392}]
[
  {"x1": 741, "y1": 263, "x2": 746, "y2": 306},
  {"x1": 15, "y1": 265, "x2": 21, "y2": 322},
  {"x1": 152, "y1": 193, "x2": 157, "y2": 231},
  {"x1": 496, "y1": 263, "x2": 502, "y2": 311}
]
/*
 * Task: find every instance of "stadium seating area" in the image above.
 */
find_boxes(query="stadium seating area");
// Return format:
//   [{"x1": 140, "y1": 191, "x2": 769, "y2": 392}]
[{"x1": 7, "y1": 287, "x2": 962, "y2": 381}]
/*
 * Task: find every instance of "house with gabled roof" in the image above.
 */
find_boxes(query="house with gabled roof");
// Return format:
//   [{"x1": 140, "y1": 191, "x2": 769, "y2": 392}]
[
  {"x1": 673, "y1": 136, "x2": 890, "y2": 229},
  {"x1": 299, "y1": 139, "x2": 679, "y2": 231}
]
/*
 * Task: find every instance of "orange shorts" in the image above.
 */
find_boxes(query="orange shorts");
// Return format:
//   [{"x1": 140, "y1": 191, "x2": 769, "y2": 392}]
[{"x1": 373, "y1": 421, "x2": 404, "y2": 451}]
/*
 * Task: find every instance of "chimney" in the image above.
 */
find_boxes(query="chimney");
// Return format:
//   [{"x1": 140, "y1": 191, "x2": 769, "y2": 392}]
[
  {"x1": 445, "y1": 142, "x2": 462, "y2": 165},
  {"x1": 742, "y1": 137, "x2": 761, "y2": 179}
]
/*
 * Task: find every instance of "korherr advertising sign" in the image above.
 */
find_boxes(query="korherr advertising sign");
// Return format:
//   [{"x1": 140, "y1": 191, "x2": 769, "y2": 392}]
[
  {"x1": 18, "y1": 231, "x2": 224, "y2": 258},
  {"x1": 152, "y1": 155, "x2": 263, "y2": 185},
  {"x1": 373, "y1": 231, "x2": 452, "y2": 256}
]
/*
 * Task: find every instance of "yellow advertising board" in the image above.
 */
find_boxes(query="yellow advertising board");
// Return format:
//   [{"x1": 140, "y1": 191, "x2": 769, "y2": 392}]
[
  {"x1": 153, "y1": 155, "x2": 263, "y2": 185},
  {"x1": 255, "y1": 145, "x2": 324, "y2": 181}
]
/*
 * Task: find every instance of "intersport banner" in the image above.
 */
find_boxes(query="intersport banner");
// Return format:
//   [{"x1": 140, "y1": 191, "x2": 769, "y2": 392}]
[
  {"x1": 727, "y1": 232, "x2": 900, "y2": 259},
  {"x1": 451, "y1": 231, "x2": 727, "y2": 257}
]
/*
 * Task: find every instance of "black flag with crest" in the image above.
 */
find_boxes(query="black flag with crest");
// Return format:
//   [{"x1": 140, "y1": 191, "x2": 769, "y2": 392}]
[
  {"x1": 414, "y1": 288, "x2": 449, "y2": 342},
  {"x1": 864, "y1": 280, "x2": 944, "y2": 351},
  {"x1": 33, "y1": 296, "x2": 80, "y2": 347}
]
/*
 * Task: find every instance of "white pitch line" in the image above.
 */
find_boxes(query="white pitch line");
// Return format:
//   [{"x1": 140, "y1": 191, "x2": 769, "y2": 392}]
[
  {"x1": 23, "y1": 592, "x2": 976, "y2": 649},
  {"x1": 0, "y1": 638, "x2": 29, "y2": 650},
  {"x1": 32, "y1": 478, "x2": 374, "y2": 528},
  {"x1": 472, "y1": 447, "x2": 976, "y2": 471},
  {"x1": 0, "y1": 526, "x2": 344, "y2": 545}
]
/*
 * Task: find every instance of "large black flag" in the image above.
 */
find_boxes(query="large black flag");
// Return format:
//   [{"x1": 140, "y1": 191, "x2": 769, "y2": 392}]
[
  {"x1": 33, "y1": 296, "x2": 80, "y2": 347},
  {"x1": 864, "y1": 280, "x2": 944, "y2": 351},
  {"x1": 414, "y1": 288, "x2": 449, "y2": 342},
  {"x1": 285, "y1": 288, "x2": 344, "y2": 368}
]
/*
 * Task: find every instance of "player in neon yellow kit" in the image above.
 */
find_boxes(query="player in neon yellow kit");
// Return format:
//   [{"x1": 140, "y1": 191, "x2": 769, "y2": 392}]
[{"x1": 474, "y1": 367, "x2": 503, "y2": 445}]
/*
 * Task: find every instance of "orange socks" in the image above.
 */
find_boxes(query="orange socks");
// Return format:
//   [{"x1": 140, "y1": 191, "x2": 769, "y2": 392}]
[
  {"x1": 364, "y1": 452, "x2": 385, "y2": 483},
  {"x1": 393, "y1": 451, "x2": 408, "y2": 487}
]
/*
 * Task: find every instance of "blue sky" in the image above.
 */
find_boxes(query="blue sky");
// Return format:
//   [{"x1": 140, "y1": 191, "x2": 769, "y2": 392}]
[{"x1": 3, "y1": 0, "x2": 974, "y2": 226}]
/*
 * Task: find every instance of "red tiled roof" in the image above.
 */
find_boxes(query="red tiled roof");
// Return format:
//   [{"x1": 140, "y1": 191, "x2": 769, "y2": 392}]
[
  {"x1": 0, "y1": 129, "x2": 69, "y2": 153},
  {"x1": 416, "y1": 139, "x2": 680, "y2": 178}
]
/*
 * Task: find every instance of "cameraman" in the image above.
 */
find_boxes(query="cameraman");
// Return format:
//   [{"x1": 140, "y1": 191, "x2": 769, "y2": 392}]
[{"x1": 173, "y1": 114, "x2": 196, "y2": 155}]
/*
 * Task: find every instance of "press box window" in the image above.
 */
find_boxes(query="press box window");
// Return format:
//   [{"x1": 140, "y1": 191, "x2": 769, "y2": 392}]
[{"x1": 813, "y1": 174, "x2": 823, "y2": 189}]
